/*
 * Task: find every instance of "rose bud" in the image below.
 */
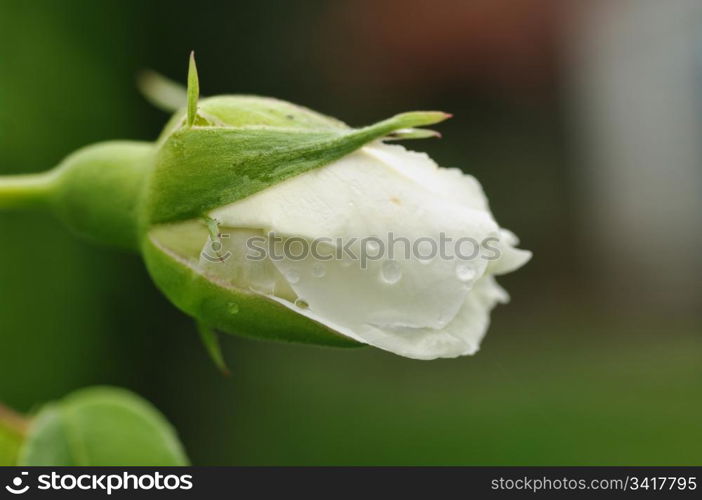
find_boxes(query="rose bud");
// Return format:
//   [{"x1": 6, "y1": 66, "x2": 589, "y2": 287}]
[{"x1": 0, "y1": 54, "x2": 530, "y2": 366}]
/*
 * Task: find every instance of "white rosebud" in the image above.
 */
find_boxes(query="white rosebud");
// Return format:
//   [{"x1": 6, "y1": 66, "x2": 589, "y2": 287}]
[{"x1": 0, "y1": 53, "x2": 531, "y2": 367}]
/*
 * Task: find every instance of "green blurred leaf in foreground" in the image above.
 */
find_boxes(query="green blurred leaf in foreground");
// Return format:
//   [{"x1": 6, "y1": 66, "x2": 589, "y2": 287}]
[
  {"x1": 0, "y1": 405, "x2": 25, "y2": 465},
  {"x1": 17, "y1": 386, "x2": 188, "y2": 466}
]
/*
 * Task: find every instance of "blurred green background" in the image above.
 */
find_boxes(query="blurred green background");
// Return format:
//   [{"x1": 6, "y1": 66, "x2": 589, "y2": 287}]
[{"x1": 0, "y1": 0, "x2": 700, "y2": 465}]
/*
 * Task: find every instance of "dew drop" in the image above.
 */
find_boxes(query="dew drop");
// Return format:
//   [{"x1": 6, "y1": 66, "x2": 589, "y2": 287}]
[
  {"x1": 416, "y1": 240, "x2": 435, "y2": 264},
  {"x1": 249, "y1": 281, "x2": 275, "y2": 294},
  {"x1": 455, "y1": 262, "x2": 476, "y2": 282},
  {"x1": 380, "y1": 260, "x2": 402, "y2": 284},
  {"x1": 294, "y1": 298, "x2": 309, "y2": 309},
  {"x1": 366, "y1": 240, "x2": 380, "y2": 253},
  {"x1": 227, "y1": 302, "x2": 240, "y2": 314},
  {"x1": 312, "y1": 263, "x2": 326, "y2": 278},
  {"x1": 286, "y1": 269, "x2": 300, "y2": 284}
]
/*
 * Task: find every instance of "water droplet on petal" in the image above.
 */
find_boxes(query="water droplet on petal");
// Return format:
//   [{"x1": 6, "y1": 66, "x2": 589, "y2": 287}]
[
  {"x1": 249, "y1": 282, "x2": 274, "y2": 294},
  {"x1": 294, "y1": 298, "x2": 309, "y2": 309},
  {"x1": 227, "y1": 302, "x2": 240, "y2": 314},
  {"x1": 415, "y1": 240, "x2": 436, "y2": 264},
  {"x1": 366, "y1": 241, "x2": 380, "y2": 253},
  {"x1": 455, "y1": 262, "x2": 476, "y2": 282},
  {"x1": 312, "y1": 263, "x2": 326, "y2": 278},
  {"x1": 286, "y1": 269, "x2": 300, "y2": 284},
  {"x1": 380, "y1": 260, "x2": 402, "y2": 284}
]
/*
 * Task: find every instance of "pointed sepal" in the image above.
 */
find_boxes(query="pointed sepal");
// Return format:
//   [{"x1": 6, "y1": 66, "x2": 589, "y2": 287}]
[
  {"x1": 197, "y1": 322, "x2": 230, "y2": 375},
  {"x1": 186, "y1": 51, "x2": 199, "y2": 128}
]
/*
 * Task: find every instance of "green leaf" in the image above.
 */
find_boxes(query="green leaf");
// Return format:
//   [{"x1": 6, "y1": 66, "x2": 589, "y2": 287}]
[
  {"x1": 145, "y1": 111, "x2": 450, "y2": 224},
  {"x1": 18, "y1": 387, "x2": 189, "y2": 466},
  {"x1": 0, "y1": 404, "x2": 27, "y2": 465},
  {"x1": 0, "y1": 425, "x2": 23, "y2": 466}
]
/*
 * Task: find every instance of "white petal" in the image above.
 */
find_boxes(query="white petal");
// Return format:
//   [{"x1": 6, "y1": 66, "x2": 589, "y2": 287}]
[
  {"x1": 488, "y1": 229, "x2": 533, "y2": 275},
  {"x1": 268, "y1": 275, "x2": 509, "y2": 360},
  {"x1": 210, "y1": 143, "x2": 498, "y2": 241},
  {"x1": 363, "y1": 143, "x2": 491, "y2": 212}
]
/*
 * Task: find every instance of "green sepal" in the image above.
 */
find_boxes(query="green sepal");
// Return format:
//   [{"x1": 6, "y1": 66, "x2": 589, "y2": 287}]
[
  {"x1": 197, "y1": 322, "x2": 230, "y2": 375},
  {"x1": 157, "y1": 95, "x2": 348, "y2": 143},
  {"x1": 186, "y1": 51, "x2": 199, "y2": 128},
  {"x1": 137, "y1": 69, "x2": 188, "y2": 112},
  {"x1": 145, "y1": 110, "x2": 450, "y2": 224},
  {"x1": 143, "y1": 235, "x2": 363, "y2": 347},
  {"x1": 18, "y1": 387, "x2": 188, "y2": 466}
]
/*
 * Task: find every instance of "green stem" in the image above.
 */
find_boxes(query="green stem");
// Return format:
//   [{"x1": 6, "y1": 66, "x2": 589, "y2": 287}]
[{"x1": 0, "y1": 172, "x2": 56, "y2": 211}]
